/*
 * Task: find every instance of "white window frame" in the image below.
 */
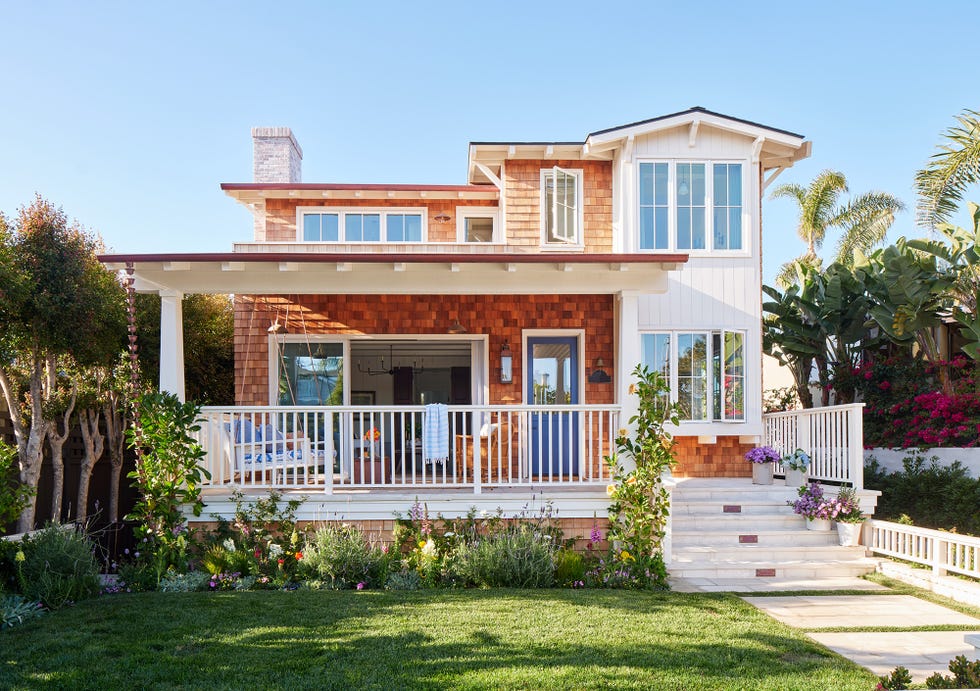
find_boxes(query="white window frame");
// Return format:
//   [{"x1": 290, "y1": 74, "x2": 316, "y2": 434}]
[
  {"x1": 455, "y1": 207, "x2": 500, "y2": 243},
  {"x1": 641, "y1": 329, "x2": 746, "y2": 423},
  {"x1": 635, "y1": 160, "x2": 747, "y2": 255},
  {"x1": 296, "y1": 207, "x2": 428, "y2": 243},
  {"x1": 539, "y1": 167, "x2": 584, "y2": 248}
]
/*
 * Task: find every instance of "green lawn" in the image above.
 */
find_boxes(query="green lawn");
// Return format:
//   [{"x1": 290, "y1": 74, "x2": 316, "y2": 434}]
[{"x1": 0, "y1": 589, "x2": 876, "y2": 690}]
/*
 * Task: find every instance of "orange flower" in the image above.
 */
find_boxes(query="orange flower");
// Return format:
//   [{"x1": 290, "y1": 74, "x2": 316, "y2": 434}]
[
  {"x1": 628, "y1": 384, "x2": 636, "y2": 395},
  {"x1": 606, "y1": 484, "x2": 616, "y2": 497},
  {"x1": 626, "y1": 475, "x2": 637, "y2": 485},
  {"x1": 295, "y1": 551, "x2": 303, "y2": 561}
]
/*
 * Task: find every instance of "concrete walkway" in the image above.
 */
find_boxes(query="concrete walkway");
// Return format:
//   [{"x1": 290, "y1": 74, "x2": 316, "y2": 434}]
[{"x1": 739, "y1": 586, "x2": 980, "y2": 683}]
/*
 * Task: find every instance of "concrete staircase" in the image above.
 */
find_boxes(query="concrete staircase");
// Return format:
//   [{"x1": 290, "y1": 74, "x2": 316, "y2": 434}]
[{"x1": 668, "y1": 478, "x2": 878, "y2": 589}]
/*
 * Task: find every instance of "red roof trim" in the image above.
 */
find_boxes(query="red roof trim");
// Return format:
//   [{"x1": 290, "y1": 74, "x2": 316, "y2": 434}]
[
  {"x1": 220, "y1": 183, "x2": 496, "y2": 193},
  {"x1": 100, "y1": 252, "x2": 688, "y2": 265}
]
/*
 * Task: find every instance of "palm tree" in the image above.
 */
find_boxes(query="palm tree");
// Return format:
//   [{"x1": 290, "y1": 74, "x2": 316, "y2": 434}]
[
  {"x1": 915, "y1": 108, "x2": 980, "y2": 230},
  {"x1": 770, "y1": 170, "x2": 905, "y2": 285}
]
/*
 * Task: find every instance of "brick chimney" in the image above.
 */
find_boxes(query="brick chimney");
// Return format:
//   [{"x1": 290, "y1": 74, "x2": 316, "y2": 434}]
[{"x1": 252, "y1": 127, "x2": 303, "y2": 183}]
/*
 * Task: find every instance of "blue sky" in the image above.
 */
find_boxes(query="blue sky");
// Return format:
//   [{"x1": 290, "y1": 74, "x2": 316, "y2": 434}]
[{"x1": 1, "y1": 1, "x2": 977, "y2": 285}]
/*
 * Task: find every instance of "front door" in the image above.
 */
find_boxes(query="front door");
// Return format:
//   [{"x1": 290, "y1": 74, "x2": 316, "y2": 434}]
[{"x1": 526, "y1": 337, "x2": 579, "y2": 477}]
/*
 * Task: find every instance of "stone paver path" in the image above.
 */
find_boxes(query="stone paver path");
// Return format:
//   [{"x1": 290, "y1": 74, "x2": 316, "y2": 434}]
[
  {"x1": 673, "y1": 575, "x2": 888, "y2": 593},
  {"x1": 807, "y1": 631, "x2": 977, "y2": 681},
  {"x1": 743, "y1": 594, "x2": 980, "y2": 629}
]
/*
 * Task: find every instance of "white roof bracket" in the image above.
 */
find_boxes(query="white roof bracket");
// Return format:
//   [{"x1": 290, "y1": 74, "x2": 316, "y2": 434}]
[
  {"x1": 751, "y1": 136, "x2": 765, "y2": 163},
  {"x1": 763, "y1": 166, "x2": 787, "y2": 191},
  {"x1": 688, "y1": 119, "x2": 700, "y2": 147},
  {"x1": 474, "y1": 162, "x2": 502, "y2": 189}
]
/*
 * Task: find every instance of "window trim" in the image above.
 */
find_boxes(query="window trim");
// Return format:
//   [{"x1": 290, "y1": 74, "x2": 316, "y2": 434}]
[
  {"x1": 635, "y1": 159, "x2": 747, "y2": 255},
  {"x1": 455, "y1": 207, "x2": 500, "y2": 243},
  {"x1": 270, "y1": 335, "x2": 348, "y2": 406},
  {"x1": 539, "y1": 167, "x2": 584, "y2": 248},
  {"x1": 296, "y1": 207, "x2": 428, "y2": 243},
  {"x1": 641, "y1": 329, "x2": 746, "y2": 424}
]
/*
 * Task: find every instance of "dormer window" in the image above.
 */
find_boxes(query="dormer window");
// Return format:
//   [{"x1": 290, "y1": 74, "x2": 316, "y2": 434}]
[
  {"x1": 541, "y1": 167, "x2": 582, "y2": 246},
  {"x1": 297, "y1": 208, "x2": 426, "y2": 243}
]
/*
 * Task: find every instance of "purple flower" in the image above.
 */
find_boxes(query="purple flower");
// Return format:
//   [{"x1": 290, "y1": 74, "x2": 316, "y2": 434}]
[
  {"x1": 590, "y1": 524, "x2": 602, "y2": 544},
  {"x1": 356, "y1": 582, "x2": 365, "y2": 590},
  {"x1": 745, "y1": 446, "x2": 781, "y2": 464}
]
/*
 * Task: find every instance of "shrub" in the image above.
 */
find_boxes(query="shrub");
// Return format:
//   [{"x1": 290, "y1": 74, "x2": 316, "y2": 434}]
[
  {"x1": 301, "y1": 525, "x2": 386, "y2": 589},
  {"x1": 925, "y1": 655, "x2": 980, "y2": 688},
  {"x1": 553, "y1": 548, "x2": 585, "y2": 586},
  {"x1": 16, "y1": 525, "x2": 101, "y2": 609},
  {"x1": 1, "y1": 594, "x2": 44, "y2": 630},
  {"x1": 385, "y1": 570, "x2": 422, "y2": 591},
  {"x1": 0, "y1": 440, "x2": 33, "y2": 528},
  {"x1": 865, "y1": 455, "x2": 980, "y2": 534},
  {"x1": 116, "y1": 560, "x2": 159, "y2": 592},
  {"x1": 0, "y1": 538, "x2": 20, "y2": 593},
  {"x1": 878, "y1": 665, "x2": 912, "y2": 690},
  {"x1": 456, "y1": 528, "x2": 555, "y2": 588},
  {"x1": 159, "y1": 571, "x2": 212, "y2": 593}
]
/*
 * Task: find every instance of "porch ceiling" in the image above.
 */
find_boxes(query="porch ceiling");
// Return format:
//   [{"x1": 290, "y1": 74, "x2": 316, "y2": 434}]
[{"x1": 99, "y1": 252, "x2": 688, "y2": 295}]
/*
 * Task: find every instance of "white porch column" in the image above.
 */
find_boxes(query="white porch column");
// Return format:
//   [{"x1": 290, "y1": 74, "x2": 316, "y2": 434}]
[
  {"x1": 617, "y1": 291, "x2": 642, "y2": 440},
  {"x1": 159, "y1": 289, "x2": 186, "y2": 401}
]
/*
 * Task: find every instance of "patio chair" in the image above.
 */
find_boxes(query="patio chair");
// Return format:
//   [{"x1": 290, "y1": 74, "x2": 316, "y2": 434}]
[{"x1": 221, "y1": 419, "x2": 312, "y2": 484}]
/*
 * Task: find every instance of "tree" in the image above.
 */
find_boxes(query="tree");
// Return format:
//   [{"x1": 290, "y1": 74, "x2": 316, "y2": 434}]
[
  {"x1": 0, "y1": 196, "x2": 126, "y2": 531},
  {"x1": 915, "y1": 108, "x2": 980, "y2": 229},
  {"x1": 770, "y1": 170, "x2": 905, "y2": 285},
  {"x1": 762, "y1": 264, "x2": 823, "y2": 408},
  {"x1": 135, "y1": 293, "x2": 234, "y2": 405}
]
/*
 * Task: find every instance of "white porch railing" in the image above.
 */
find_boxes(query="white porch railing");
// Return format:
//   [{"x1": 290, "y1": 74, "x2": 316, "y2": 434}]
[
  {"x1": 195, "y1": 404, "x2": 620, "y2": 494},
  {"x1": 762, "y1": 403, "x2": 865, "y2": 490},
  {"x1": 869, "y1": 520, "x2": 980, "y2": 579}
]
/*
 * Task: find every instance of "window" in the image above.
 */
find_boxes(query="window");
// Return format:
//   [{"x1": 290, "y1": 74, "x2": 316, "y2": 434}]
[
  {"x1": 713, "y1": 164, "x2": 742, "y2": 250},
  {"x1": 641, "y1": 330, "x2": 745, "y2": 422},
  {"x1": 541, "y1": 167, "x2": 582, "y2": 245},
  {"x1": 297, "y1": 208, "x2": 426, "y2": 243},
  {"x1": 639, "y1": 163, "x2": 669, "y2": 250},
  {"x1": 636, "y1": 161, "x2": 744, "y2": 252},
  {"x1": 277, "y1": 341, "x2": 344, "y2": 406},
  {"x1": 456, "y1": 208, "x2": 498, "y2": 243}
]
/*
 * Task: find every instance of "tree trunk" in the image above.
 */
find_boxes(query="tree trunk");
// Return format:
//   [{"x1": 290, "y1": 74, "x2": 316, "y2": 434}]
[
  {"x1": 6, "y1": 357, "x2": 50, "y2": 533},
  {"x1": 77, "y1": 407, "x2": 104, "y2": 525},
  {"x1": 47, "y1": 389, "x2": 77, "y2": 524},
  {"x1": 102, "y1": 398, "x2": 126, "y2": 524}
]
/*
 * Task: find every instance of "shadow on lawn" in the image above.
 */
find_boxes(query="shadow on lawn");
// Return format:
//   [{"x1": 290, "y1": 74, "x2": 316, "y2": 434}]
[{"x1": 0, "y1": 590, "x2": 873, "y2": 690}]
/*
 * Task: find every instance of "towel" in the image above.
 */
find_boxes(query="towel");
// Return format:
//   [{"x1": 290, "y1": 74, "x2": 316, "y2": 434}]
[{"x1": 422, "y1": 403, "x2": 449, "y2": 463}]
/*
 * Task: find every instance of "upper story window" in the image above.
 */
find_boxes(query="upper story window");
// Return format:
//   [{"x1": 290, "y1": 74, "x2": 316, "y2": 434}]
[
  {"x1": 297, "y1": 208, "x2": 426, "y2": 243},
  {"x1": 456, "y1": 207, "x2": 498, "y2": 243},
  {"x1": 638, "y1": 161, "x2": 744, "y2": 252},
  {"x1": 540, "y1": 167, "x2": 582, "y2": 246}
]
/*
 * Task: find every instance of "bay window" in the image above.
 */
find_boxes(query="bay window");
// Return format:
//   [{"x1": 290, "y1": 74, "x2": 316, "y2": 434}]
[
  {"x1": 641, "y1": 330, "x2": 745, "y2": 422},
  {"x1": 638, "y1": 161, "x2": 745, "y2": 252}
]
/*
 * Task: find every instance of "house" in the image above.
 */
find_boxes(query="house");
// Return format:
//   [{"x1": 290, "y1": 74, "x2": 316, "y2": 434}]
[{"x1": 103, "y1": 108, "x2": 872, "y2": 554}]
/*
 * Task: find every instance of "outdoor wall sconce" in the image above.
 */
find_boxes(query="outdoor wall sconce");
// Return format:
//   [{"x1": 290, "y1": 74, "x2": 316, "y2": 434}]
[
  {"x1": 588, "y1": 356, "x2": 611, "y2": 383},
  {"x1": 500, "y1": 342, "x2": 513, "y2": 384},
  {"x1": 433, "y1": 212, "x2": 452, "y2": 223},
  {"x1": 267, "y1": 319, "x2": 287, "y2": 335},
  {"x1": 448, "y1": 319, "x2": 467, "y2": 334}
]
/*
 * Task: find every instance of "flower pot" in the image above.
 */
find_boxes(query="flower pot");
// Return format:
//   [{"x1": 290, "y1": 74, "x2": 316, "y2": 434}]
[
  {"x1": 752, "y1": 463, "x2": 774, "y2": 485},
  {"x1": 836, "y1": 521, "x2": 862, "y2": 546},
  {"x1": 784, "y1": 468, "x2": 807, "y2": 488},
  {"x1": 806, "y1": 517, "x2": 832, "y2": 532}
]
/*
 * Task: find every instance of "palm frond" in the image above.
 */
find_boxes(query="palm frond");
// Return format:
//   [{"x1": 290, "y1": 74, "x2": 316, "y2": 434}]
[
  {"x1": 915, "y1": 109, "x2": 980, "y2": 228},
  {"x1": 775, "y1": 254, "x2": 821, "y2": 288},
  {"x1": 831, "y1": 192, "x2": 906, "y2": 264},
  {"x1": 799, "y1": 171, "x2": 847, "y2": 252}
]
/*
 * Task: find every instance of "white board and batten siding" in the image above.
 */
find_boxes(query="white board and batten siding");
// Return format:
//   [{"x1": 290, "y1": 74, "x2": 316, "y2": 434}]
[{"x1": 613, "y1": 125, "x2": 764, "y2": 437}]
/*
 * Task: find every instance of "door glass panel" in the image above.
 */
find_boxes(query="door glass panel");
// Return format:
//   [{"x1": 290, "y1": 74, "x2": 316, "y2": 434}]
[
  {"x1": 277, "y1": 342, "x2": 344, "y2": 406},
  {"x1": 531, "y1": 342, "x2": 572, "y2": 405}
]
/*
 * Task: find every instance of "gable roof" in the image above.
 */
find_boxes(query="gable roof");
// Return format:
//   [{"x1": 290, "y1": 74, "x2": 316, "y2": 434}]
[{"x1": 587, "y1": 106, "x2": 805, "y2": 140}]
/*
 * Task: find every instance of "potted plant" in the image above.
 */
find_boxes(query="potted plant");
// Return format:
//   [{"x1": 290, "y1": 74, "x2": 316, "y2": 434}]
[
  {"x1": 745, "y1": 446, "x2": 780, "y2": 485},
  {"x1": 782, "y1": 448, "x2": 810, "y2": 488},
  {"x1": 788, "y1": 482, "x2": 834, "y2": 531},
  {"x1": 829, "y1": 486, "x2": 864, "y2": 546}
]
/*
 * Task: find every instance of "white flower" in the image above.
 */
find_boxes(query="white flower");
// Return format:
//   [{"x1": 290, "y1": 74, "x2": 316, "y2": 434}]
[
  {"x1": 444, "y1": 531, "x2": 455, "y2": 538},
  {"x1": 269, "y1": 543, "x2": 283, "y2": 557},
  {"x1": 223, "y1": 538, "x2": 236, "y2": 552},
  {"x1": 421, "y1": 540, "x2": 437, "y2": 557}
]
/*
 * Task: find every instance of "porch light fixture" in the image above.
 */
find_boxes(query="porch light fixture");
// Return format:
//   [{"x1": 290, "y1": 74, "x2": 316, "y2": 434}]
[
  {"x1": 433, "y1": 212, "x2": 452, "y2": 223},
  {"x1": 588, "y1": 356, "x2": 611, "y2": 383},
  {"x1": 448, "y1": 320, "x2": 467, "y2": 334},
  {"x1": 500, "y1": 342, "x2": 513, "y2": 384}
]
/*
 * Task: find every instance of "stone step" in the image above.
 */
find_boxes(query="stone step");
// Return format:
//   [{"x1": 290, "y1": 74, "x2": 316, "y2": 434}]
[
  {"x1": 671, "y1": 513, "x2": 805, "y2": 531},
  {"x1": 671, "y1": 528, "x2": 844, "y2": 547},
  {"x1": 672, "y1": 544, "x2": 868, "y2": 563},
  {"x1": 672, "y1": 486, "x2": 799, "y2": 503},
  {"x1": 667, "y1": 557, "x2": 879, "y2": 580},
  {"x1": 671, "y1": 500, "x2": 797, "y2": 515}
]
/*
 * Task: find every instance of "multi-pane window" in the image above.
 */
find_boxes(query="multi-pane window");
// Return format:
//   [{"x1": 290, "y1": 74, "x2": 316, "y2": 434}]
[
  {"x1": 641, "y1": 330, "x2": 745, "y2": 422},
  {"x1": 712, "y1": 164, "x2": 743, "y2": 250},
  {"x1": 541, "y1": 167, "x2": 581, "y2": 245},
  {"x1": 636, "y1": 161, "x2": 744, "y2": 252},
  {"x1": 298, "y1": 209, "x2": 425, "y2": 243},
  {"x1": 639, "y1": 163, "x2": 669, "y2": 250},
  {"x1": 456, "y1": 208, "x2": 497, "y2": 243}
]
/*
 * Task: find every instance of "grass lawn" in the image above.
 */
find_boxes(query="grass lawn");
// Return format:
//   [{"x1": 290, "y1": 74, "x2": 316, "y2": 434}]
[{"x1": 0, "y1": 589, "x2": 877, "y2": 690}]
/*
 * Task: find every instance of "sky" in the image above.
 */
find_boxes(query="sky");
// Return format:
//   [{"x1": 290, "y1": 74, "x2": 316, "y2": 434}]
[{"x1": 1, "y1": 1, "x2": 978, "y2": 286}]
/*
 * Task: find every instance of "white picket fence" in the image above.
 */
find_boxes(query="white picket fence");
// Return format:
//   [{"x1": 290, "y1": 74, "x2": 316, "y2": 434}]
[
  {"x1": 869, "y1": 519, "x2": 980, "y2": 579},
  {"x1": 763, "y1": 403, "x2": 865, "y2": 490}
]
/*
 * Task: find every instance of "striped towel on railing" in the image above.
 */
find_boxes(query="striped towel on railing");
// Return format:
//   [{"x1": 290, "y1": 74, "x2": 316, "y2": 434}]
[{"x1": 422, "y1": 403, "x2": 449, "y2": 463}]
